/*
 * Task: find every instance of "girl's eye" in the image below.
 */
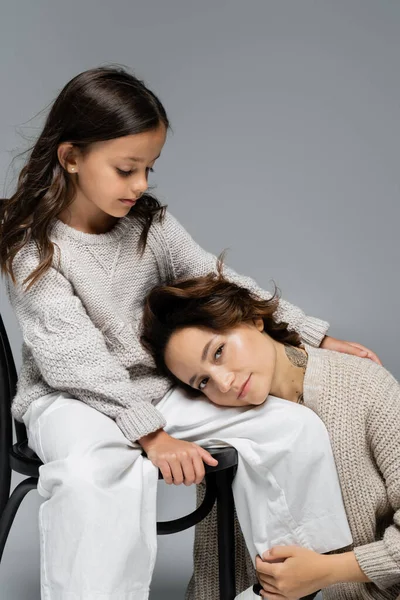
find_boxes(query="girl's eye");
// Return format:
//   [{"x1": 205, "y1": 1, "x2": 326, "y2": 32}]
[
  {"x1": 198, "y1": 377, "x2": 209, "y2": 391},
  {"x1": 215, "y1": 345, "x2": 224, "y2": 360},
  {"x1": 117, "y1": 167, "x2": 155, "y2": 177},
  {"x1": 117, "y1": 168, "x2": 134, "y2": 177}
]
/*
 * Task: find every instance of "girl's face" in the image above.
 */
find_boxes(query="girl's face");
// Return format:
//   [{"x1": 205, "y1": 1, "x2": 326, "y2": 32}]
[
  {"x1": 61, "y1": 124, "x2": 167, "y2": 218},
  {"x1": 164, "y1": 320, "x2": 277, "y2": 407}
]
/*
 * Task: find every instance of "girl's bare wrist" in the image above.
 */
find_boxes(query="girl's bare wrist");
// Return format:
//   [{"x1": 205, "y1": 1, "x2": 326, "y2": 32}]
[{"x1": 138, "y1": 428, "x2": 168, "y2": 452}]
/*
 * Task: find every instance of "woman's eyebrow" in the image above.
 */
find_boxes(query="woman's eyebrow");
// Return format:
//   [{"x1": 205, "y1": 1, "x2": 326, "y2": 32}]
[{"x1": 189, "y1": 335, "x2": 218, "y2": 387}]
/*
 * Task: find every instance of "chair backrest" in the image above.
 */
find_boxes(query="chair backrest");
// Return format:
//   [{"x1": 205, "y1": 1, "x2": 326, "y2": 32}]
[{"x1": 0, "y1": 313, "x2": 28, "y2": 450}]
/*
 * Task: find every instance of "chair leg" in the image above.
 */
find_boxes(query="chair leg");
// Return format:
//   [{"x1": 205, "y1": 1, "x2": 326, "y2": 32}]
[
  {"x1": 0, "y1": 456, "x2": 11, "y2": 519},
  {"x1": 0, "y1": 477, "x2": 38, "y2": 563},
  {"x1": 216, "y1": 466, "x2": 236, "y2": 600}
]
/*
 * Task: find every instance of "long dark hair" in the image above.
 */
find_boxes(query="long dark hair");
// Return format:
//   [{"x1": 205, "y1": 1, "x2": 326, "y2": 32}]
[
  {"x1": 0, "y1": 65, "x2": 170, "y2": 291},
  {"x1": 141, "y1": 259, "x2": 302, "y2": 394}
]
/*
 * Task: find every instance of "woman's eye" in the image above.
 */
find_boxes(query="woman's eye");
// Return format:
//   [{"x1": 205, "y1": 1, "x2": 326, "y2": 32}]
[
  {"x1": 198, "y1": 377, "x2": 209, "y2": 391},
  {"x1": 215, "y1": 345, "x2": 224, "y2": 360},
  {"x1": 146, "y1": 167, "x2": 155, "y2": 174}
]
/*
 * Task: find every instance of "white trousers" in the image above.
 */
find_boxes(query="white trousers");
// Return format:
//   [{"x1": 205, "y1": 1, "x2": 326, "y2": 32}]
[{"x1": 22, "y1": 387, "x2": 352, "y2": 600}]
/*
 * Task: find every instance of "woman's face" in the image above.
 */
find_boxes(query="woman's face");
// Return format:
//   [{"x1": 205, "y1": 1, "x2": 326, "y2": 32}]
[{"x1": 164, "y1": 320, "x2": 278, "y2": 407}]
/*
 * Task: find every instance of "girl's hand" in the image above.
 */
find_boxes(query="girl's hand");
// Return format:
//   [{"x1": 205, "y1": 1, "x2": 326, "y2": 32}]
[
  {"x1": 138, "y1": 429, "x2": 218, "y2": 485},
  {"x1": 255, "y1": 546, "x2": 330, "y2": 599},
  {"x1": 320, "y1": 336, "x2": 382, "y2": 365}
]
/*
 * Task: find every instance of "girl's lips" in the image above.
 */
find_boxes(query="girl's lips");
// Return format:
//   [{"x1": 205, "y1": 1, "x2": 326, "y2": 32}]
[
  {"x1": 238, "y1": 374, "x2": 252, "y2": 399},
  {"x1": 120, "y1": 199, "x2": 137, "y2": 205}
]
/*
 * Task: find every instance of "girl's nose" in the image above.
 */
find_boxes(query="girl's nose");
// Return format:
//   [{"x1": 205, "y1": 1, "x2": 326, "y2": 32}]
[
  {"x1": 131, "y1": 175, "x2": 148, "y2": 198},
  {"x1": 215, "y1": 370, "x2": 235, "y2": 394}
]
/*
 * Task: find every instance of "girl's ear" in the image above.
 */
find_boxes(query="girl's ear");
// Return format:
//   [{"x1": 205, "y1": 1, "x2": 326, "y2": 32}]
[
  {"x1": 253, "y1": 318, "x2": 265, "y2": 332},
  {"x1": 57, "y1": 142, "x2": 79, "y2": 173}
]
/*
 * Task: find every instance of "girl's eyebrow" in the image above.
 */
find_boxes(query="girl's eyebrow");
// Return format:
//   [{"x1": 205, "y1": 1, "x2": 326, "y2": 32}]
[
  {"x1": 122, "y1": 153, "x2": 161, "y2": 163},
  {"x1": 189, "y1": 335, "x2": 218, "y2": 387}
]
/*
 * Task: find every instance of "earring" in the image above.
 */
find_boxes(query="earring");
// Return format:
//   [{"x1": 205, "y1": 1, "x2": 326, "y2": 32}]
[{"x1": 70, "y1": 167, "x2": 75, "y2": 172}]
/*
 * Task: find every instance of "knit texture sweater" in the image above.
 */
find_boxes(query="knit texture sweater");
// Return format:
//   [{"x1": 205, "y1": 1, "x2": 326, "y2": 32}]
[
  {"x1": 188, "y1": 345, "x2": 400, "y2": 600},
  {"x1": 6, "y1": 211, "x2": 328, "y2": 443}
]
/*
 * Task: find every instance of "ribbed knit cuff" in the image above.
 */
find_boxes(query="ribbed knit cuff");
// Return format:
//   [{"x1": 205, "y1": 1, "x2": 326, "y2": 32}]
[
  {"x1": 300, "y1": 316, "x2": 329, "y2": 347},
  {"x1": 354, "y1": 541, "x2": 400, "y2": 590},
  {"x1": 116, "y1": 401, "x2": 167, "y2": 443}
]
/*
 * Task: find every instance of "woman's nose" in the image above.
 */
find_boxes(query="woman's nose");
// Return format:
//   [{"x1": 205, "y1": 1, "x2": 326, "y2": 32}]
[{"x1": 215, "y1": 370, "x2": 235, "y2": 394}]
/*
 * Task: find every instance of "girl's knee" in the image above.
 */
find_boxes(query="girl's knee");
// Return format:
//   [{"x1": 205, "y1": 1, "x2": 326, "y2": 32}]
[{"x1": 38, "y1": 443, "x2": 142, "y2": 497}]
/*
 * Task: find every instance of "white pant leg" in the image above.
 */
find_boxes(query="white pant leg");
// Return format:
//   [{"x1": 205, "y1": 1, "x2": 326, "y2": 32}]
[
  {"x1": 22, "y1": 391, "x2": 159, "y2": 600},
  {"x1": 158, "y1": 388, "x2": 353, "y2": 563}
]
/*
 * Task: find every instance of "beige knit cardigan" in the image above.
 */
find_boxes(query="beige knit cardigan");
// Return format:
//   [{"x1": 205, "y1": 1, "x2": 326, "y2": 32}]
[{"x1": 187, "y1": 345, "x2": 400, "y2": 600}]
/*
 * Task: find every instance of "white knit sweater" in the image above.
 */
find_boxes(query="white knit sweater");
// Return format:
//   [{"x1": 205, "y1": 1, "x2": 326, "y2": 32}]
[
  {"x1": 188, "y1": 346, "x2": 400, "y2": 600},
  {"x1": 6, "y1": 211, "x2": 328, "y2": 442}
]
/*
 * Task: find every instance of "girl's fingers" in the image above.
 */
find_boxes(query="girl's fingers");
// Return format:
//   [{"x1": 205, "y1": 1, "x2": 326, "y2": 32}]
[
  {"x1": 168, "y1": 456, "x2": 185, "y2": 486},
  {"x1": 347, "y1": 342, "x2": 382, "y2": 365},
  {"x1": 192, "y1": 452, "x2": 206, "y2": 484},
  {"x1": 180, "y1": 453, "x2": 196, "y2": 486},
  {"x1": 197, "y1": 446, "x2": 218, "y2": 466},
  {"x1": 159, "y1": 460, "x2": 173, "y2": 485}
]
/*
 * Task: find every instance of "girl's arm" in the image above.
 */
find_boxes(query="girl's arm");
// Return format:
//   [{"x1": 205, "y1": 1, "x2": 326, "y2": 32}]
[
  {"x1": 7, "y1": 243, "x2": 167, "y2": 442},
  {"x1": 158, "y1": 212, "x2": 381, "y2": 362},
  {"x1": 158, "y1": 211, "x2": 329, "y2": 347}
]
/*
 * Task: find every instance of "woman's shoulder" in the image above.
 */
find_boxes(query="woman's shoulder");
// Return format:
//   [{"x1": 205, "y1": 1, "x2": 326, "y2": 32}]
[{"x1": 305, "y1": 344, "x2": 400, "y2": 407}]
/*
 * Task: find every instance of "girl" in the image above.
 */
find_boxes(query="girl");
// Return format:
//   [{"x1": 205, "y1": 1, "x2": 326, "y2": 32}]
[
  {"x1": 0, "y1": 66, "x2": 378, "y2": 600},
  {"x1": 140, "y1": 264, "x2": 400, "y2": 600}
]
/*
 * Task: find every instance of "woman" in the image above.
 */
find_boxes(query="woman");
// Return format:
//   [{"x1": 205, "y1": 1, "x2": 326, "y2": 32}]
[{"x1": 141, "y1": 264, "x2": 400, "y2": 600}]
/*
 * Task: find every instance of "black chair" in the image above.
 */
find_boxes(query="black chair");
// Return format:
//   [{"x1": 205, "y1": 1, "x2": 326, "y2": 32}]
[{"x1": 0, "y1": 314, "x2": 238, "y2": 600}]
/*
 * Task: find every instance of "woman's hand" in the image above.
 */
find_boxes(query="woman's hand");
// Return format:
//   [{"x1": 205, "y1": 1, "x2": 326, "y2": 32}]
[
  {"x1": 256, "y1": 546, "x2": 370, "y2": 599},
  {"x1": 138, "y1": 429, "x2": 218, "y2": 485},
  {"x1": 256, "y1": 547, "x2": 330, "y2": 599},
  {"x1": 320, "y1": 336, "x2": 382, "y2": 365}
]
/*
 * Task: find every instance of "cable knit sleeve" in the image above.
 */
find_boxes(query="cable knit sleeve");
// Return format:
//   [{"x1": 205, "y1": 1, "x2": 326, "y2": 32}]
[
  {"x1": 158, "y1": 211, "x2": 329, "y2": 347},
  {"x1": 7, "y1": 245, "x2": 166, "y2": 442},
  {"x1": 353, "y1": 370, "x2": 400, "y2": 589}
]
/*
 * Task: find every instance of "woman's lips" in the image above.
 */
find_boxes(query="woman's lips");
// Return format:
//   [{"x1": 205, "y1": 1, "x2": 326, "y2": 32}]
[{"x1": 238, "y1": 374, "x2": 252, "y2": 399}]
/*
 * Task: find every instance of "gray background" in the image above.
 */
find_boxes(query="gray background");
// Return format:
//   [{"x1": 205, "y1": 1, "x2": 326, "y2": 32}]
[{"x1": 1, "y1": 1, "x2": 399, "y2": 598}]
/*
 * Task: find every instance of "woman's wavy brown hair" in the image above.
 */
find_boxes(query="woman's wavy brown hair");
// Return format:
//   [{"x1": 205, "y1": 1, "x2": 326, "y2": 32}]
[
  {"x1": 141, "y1": 258, "x2": 302, "y2": 394},
  {"x1": 0, "y1": 65, "x2": 169, "y2": 291}
]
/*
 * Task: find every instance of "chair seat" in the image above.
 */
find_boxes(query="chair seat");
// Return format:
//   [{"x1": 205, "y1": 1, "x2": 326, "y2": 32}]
[
  {"x1": 9, "y1": 440, "x2": 238, "y2": 480},
  {"x1": 9, "y1": 440, "x2": 42, "y2": 477}
]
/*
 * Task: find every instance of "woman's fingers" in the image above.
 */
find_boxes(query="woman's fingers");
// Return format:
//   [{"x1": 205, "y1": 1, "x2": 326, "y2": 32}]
[
  {"x1": 260, "y1": 590, "x2": 289, "y2": 600},
  {"x1": 258, "y1": 573, "x2": 279, "y2": 589}
]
